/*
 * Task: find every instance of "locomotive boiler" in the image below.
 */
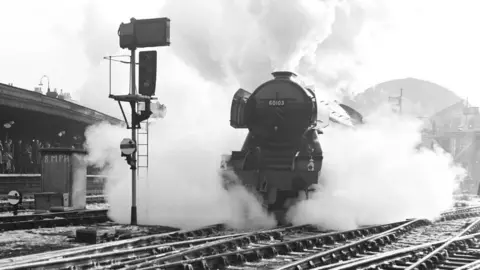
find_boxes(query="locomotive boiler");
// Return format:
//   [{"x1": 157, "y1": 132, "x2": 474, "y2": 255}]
[{"x1": 221, "y1": 71, "x2": 363, "y2": 224}]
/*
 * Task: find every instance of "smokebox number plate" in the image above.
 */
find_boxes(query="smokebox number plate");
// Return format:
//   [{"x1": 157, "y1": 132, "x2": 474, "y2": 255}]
[{"x1": 268, "y1": 100, "x2": 285, "y2": 106}]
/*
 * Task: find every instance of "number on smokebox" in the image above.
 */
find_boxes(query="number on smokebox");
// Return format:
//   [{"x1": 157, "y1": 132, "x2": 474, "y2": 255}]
[{"x1": 268, "y1": 100, "x2": 285, "y2": 106}]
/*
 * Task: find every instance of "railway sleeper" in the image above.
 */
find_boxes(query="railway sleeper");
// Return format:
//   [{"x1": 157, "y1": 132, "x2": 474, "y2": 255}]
[
  {"x1": 135, "y1": 223, "x2": 409, "y2": 270},
  {"x1": 349, "y1": 234, "x2": 480, "y2": 270}
]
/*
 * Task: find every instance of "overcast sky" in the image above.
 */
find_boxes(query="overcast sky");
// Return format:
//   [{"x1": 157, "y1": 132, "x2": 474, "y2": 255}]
[{"x1": 1, "y1": 0, "x2": 479, "y2": 118}]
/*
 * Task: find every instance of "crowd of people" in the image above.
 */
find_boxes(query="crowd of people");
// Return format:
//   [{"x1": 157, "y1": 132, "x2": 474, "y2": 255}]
[
  {"x1": 0, "y1": 138, "x2": 46, "y2": 174},
  {"x1": 0, "y1": 137, "x2": 84, "y2": 174}
]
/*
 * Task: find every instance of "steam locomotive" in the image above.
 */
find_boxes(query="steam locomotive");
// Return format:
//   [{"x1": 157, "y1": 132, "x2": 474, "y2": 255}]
[{"x1": 220, "y1": 71, "x2": 363, "y2": 224}]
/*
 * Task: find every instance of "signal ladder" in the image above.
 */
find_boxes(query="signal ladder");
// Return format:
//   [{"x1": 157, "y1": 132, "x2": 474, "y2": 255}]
[
  {"x1": 136, "y1": 115, "x2": 150, "y2": 216},
  {"x1": 136, "y1": 120, "x2": 149, "y2": 181}
]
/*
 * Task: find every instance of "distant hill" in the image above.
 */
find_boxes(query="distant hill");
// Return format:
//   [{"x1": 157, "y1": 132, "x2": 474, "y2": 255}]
[{"x1": 342, "y1": 78, "x2": 462, "y2": 117}]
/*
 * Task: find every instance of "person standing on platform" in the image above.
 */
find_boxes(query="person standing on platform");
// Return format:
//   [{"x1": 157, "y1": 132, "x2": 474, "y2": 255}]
[
  {"x1": 36, "y1": 140, "x2": 41, "y2": 173},
  {"x1": 20, "y1": 141, "x2": 26, "y2": 174},
  {"x1": 19, "y1": 141, "x2": 27, "y2": 174},
  {"x1": 5, "y1": 139, "x2": 13, "y2": 173},
  {"x1": 14, "y1": 139, "x2": 21, "y2": 173},
  {"x1": 31, "y1": 139, "x2": 39, "y2": 173},
  {"x1": 0, "y1": 141, "x2": 4, "y2": 174},
  {"x1": 26, "y1": 142, "x2": 33, "y2": 173}
]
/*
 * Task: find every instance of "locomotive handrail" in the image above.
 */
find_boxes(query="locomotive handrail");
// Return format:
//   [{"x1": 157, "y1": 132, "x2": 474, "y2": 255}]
[
  {"x1": 241, "y1": 150, "x2": 251, "y2": 170},
  {"x1": 242, "y1": 147, "x2": 263, "y2": 170},
  {"x1": 291, "y1": 151, "x2": 300, "y2": 171}
]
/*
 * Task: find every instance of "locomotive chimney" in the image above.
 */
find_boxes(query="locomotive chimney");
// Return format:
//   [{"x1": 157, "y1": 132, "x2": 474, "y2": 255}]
[{"x1": 272, "y1": 71, "x2": 298, "y2": 80}]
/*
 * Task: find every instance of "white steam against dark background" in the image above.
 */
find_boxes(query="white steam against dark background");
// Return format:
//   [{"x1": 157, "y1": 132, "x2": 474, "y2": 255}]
[{"x1": 78, "y1": 0, "x2": 467, "y2": 229}]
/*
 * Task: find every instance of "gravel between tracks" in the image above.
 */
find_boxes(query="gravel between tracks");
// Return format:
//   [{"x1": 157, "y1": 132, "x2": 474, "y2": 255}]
[
  {"x1": 1, "y1": 201, "x2": 478, "y2": 267},
  {"x1": 0, "y1": 222, "x2": 265, "y2": 266},
  {"x1": 0, "y1": 204, "x2": 111, "y2": 259},
  {"x1": 0, "y1": 222, "x2": 177, "y2": 259}
]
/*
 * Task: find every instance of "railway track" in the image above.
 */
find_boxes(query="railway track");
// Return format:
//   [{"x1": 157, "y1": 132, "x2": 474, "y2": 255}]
[
  {"x1": 259, "y1": 209, "x2": 480, "y2": 270},
  {"x1": 0, "y1": 195, "x2": 106, "y2": 212},
  {"x1": 297, "y1": 213, "x2": 480, "y2": 269},
  {"x1": 439, "y1": 205, "x2": 480, "y2": 219},
  {"x1": 1, "y1": 205, "x2": 478, "y2": 269},
  {"x1": 0, "y1": 220, "x2": 417, "y2": 270},
  {"x1": 0, "y1": 209, "x2": 110, "y2": 231},
  {"x1": 0, "y1": 223, "x2": 241, "y2": 269}
]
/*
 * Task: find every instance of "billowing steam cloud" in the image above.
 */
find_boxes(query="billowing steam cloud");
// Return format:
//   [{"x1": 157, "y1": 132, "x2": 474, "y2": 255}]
[
  {"x1": 160, "y1": 0, "x2": 385, "y2": 95},
  {"x1": 79, "y1": 0, "x2": 389, "y2": 229},
  {"x1": 79, "y1": 0, "x2": 465, "y2": 230},
  {"x1": 75, "y1": 0, "x2": 398, "y2": 114},
  {"x1": 83, "y1": 52, "x2": 276, "y2": 229},
  {"x1": 287, "y1": 106, "x2": 465, "y2": 230}
]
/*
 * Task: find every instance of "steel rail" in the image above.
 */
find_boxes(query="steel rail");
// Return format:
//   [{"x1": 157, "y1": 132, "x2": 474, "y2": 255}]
[
  {"x1": 135, "y1": 220, "x2": 416, "y2": 270},
  {"x1": 0, "y1": 223, "x2": 226, "y2": 267},
  {"x1": 274, "y1": 219, "x2": 427, "y2": 270},
  {"x1": 1, "y1": 205, "x2": 477, "y2": 269},
  {"x1": 0, "y1": 232, "x2": 247, "y2": 270},
  {"x1": 328, "y1": 233, "x2": 480, "y2": 270},
  {"x1": 328, "y1": 219, "x2": 480, "y2": 270},
  {"x1": 0, "y1": 225, "x2": 308, "y2": 270},
  {"x1": 0, "y1": 195, "x2": 106, "y2": 212},
  {"x1": 0, "y1": 209, "x2": 110, "y2": 231},
  {"x1": 0, "y1": 209, "x2": 108, "y2": 223},
  {"x1": 405, "y1": 216, "x2": 480, "y2": 270}
]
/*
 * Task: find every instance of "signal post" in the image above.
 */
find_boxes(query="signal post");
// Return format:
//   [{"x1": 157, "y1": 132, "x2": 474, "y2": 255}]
[{"x1": 109, "y1": 17, "x2": 170, "y2": 225}]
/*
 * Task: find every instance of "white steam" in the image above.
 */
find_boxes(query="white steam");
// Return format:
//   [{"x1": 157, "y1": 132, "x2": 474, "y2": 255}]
[
  {"x1": 158, "y1": 0, "x2": 385, "y2": 94},
  {"x1": 79, "y1": 0, "x2": 386, "y2": 229},
  {"x1": 83, "y1": 54, "x2": 276, "y2": 230},
  {"x1": 79, "y1": 0, "x2": 466, "y2": 231},
  {"x1": 288, "y1": 106, "x2": 465, "y2": 230},
  {"x1": 72, "y1": 0, "x2": 402, "y2": 116}
]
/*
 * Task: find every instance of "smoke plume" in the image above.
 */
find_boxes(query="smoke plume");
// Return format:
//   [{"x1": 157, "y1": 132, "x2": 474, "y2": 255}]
[
  {"x1": 159, "y1": 0, "x2": 387, "y2": 93},
  {"x1": 79, "y1": 0, "x2": 466, "y2": 230},
  {"x1": 83, "y1": 51, "x2": 275, "y2": 230},
  {"x1": 75, "y1": 0, "x2": 398, "y2": 115},
  {"x1": 78, "y1": 0, "x2": 387, "y2": 229},
  {"x1": 287, "y1": 106, "x2": 465, "y2": 230}
]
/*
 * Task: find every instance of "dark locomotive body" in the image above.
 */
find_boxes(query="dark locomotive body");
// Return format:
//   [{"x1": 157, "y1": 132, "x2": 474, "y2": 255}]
[{"x1": 221, "y1": 71, "x2": 362, "y2": 223}]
